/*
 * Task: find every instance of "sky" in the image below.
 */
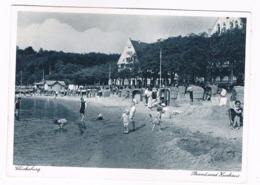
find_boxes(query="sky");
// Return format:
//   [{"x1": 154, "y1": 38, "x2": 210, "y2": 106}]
[{"x1": 16, "y1": 11, "x2": 217, "y2": 54}]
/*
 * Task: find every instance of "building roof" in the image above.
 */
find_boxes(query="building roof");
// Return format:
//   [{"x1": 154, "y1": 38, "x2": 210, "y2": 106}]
[
  {"x1": 117, "y1": 38, "x2": 149, "y2": 66},
  {"x1": 45, "y1": 80, "x2": 66, "y2": 86},
  {"x1": 129, "y1": 38, "x2": 149, "y2": 56}
]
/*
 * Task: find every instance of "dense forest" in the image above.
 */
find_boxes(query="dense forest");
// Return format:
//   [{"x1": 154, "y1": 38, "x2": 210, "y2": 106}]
[
  {"x1": 16, "y1": 18, "x2": 246, "y2": 87},
  {"x1": 16, "y1": 48, "x2": 120, "y2": 86}
]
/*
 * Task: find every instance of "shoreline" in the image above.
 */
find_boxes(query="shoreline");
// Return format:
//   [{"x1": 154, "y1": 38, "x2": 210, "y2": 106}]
[{"x1": 20, "y1": 94, "x2": 242, "y2": 140}]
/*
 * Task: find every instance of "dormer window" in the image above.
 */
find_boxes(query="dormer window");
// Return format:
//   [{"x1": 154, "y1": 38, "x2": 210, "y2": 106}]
[
  {"x1": 230, "y1": 22, "x2": 234, "y2": 29},
  {"x1": 126, "y1": 57, "x2": 133, "y2": 62},
  {"x1": 235, "y1": 20, "x2": 239, "y2": 27},
  {"x1": 217, "y1": 24, "x2": 220, "y2": 33},
  {"x1": 222, "y1": 22, "x2": 226, "y2": 32},
  {"x1": 126, "y1": 51, "x2": 132, "y2": 55}
]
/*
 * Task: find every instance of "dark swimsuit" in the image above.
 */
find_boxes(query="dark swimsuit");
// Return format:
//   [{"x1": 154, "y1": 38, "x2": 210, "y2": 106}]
[{"x1": 80, "y1": 101, "x2": 85, "y2": 114}]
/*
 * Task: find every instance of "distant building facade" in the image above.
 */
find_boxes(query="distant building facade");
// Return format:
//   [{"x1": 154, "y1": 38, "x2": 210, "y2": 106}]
[
  {"x1": 34, "y1": 80, "x2": 66, "y2": 92},
  {"x1": 207, "y1": 17, "x2": 243, "y2": 85},
  {"x1": 44, "y1": 80, "x2": 66, "y2": 92},
  {"x1": 208, "y1": 17, "x2": 242, "y2": 36}
]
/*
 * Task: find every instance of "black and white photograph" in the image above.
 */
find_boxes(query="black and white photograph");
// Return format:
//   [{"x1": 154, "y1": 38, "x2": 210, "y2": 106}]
[{"x1": 5, "y1": 4, "x2": 254, "y2": 184}]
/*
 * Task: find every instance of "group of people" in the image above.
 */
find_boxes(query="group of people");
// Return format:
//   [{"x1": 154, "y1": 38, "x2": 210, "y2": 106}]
[
  {"x1": 15, "y1": 91, "x2": 170, "y2": 133},
  {"x1": 120, "y1": 98, "x2": 172, "y2": 134},
  {"x1": 54, "y1": 96, "x2": 87, "y2": 129},
  {"x1": 56, "y1": 95, "x2": 166, "y2": 134},
  {"x1": 52, "y1": 91, "x2": 244, "y2": 132},
  {"x1": 149, "y1": 102, "x2": 172, "y2": 132},
  {"x1": 54, "y1": 96, "x2": 137, "y2": 133},
  {"x1": 16, "y1": 84, "x2": 243, "y2": 133},
  {"x1": 54, "y1": 96, "x2": 102, "y2": 129},
  {"x1": 144, "y1": 87, "x2": 161, "y2": 109}
]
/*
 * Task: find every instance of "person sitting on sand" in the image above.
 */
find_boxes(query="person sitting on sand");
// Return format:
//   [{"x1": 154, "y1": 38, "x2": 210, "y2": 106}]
[
  {"x1": 231, "y1": 100, "x2": 243, "y2": 130},
  {"x1": 161, "y1": 103, "x2": 172, "y2": 119},
  {"x1": 121, "y1": 109, "x2": 130, "y2": 134},
  {"x1": 97, "y1": 112, "x2": 103, "y2": 120},
  {"x1": 54, "y1": 118, "x2": 68, "y2": 129}
]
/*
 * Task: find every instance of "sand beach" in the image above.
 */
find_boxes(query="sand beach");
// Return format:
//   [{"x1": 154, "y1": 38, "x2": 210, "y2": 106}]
[{"x1": 13, "y1": 94, "x2": 242, "y2": 171}]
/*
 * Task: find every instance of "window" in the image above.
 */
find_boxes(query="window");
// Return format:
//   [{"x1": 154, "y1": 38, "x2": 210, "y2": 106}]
[
  {"x1": 222, "y1": 23, "x2": 226, "y2": 32},
  {"x1": 126, "y1": 57, "x2": 133, "y2": 62},
  {"x1": 126, "y1": 51, "x2": 132, "y2": 55},
  {"x1": 217, "y1": 24, "x2": 220, "y2": 33},
  {"x1": 230, "y1": 22, "x2": 234, "y2": 29},
  {"x1": 125, "y1": 63, "x2": 133, "y2": 68},
  {"x1": 235, "y1": 20, "x2": 239, "y2": 28}
]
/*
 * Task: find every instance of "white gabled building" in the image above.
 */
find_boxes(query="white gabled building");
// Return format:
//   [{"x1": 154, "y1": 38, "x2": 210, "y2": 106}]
[
  {"x1": 117, "y1": 38, "x2": 148, "y2": 71},
  {"x1": 116, "y1": 18, "x2": 244, "y2": 86},
  {"x1": 208, "y1": 17, "x2": 242, "y2": 36},
  {"x1": 43, "y1": 80, "x2": 66, "y2": 92},
  {"x1": 207, "y1": 17, "x2": 243, "y2": 85},
  {"x1": 116, "y1": 38, "x2": 149, "y2": 86}
]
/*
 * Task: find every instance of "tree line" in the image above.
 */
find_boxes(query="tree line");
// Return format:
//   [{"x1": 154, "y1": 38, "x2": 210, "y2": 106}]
[
  {"x1": 16, "y1": 47, "x2": 120, "y2": 86},
  {"x1": 128, "y1": 18, "x2": 246, "y2": 87},
  {"x1": 16, "y1": 18, "x2": 246, "y2": 87}
]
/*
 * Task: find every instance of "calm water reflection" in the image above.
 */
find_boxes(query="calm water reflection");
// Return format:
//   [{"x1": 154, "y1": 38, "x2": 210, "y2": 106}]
[{"x1": 13, "y1": 98, "x2": 87, "y2": 167}]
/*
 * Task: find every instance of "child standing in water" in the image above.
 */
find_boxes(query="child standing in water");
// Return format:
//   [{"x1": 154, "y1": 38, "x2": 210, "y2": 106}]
[
  {"x1": 121, "y1": 109, "x2": 130, "y2": 134},
  {"x1": 79, "y1": 97, "x2": 86, "y2": 121}
]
